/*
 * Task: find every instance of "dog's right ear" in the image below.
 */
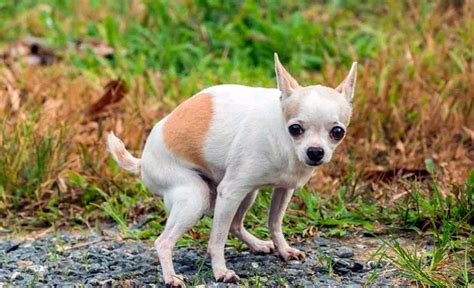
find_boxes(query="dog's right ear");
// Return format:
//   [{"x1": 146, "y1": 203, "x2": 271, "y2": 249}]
[{"x1": 274, "y1": 53, "x2": 300, "y2": 101}]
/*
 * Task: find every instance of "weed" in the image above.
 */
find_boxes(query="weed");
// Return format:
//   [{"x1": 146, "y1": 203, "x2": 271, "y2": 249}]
[{"x1": 0, "y1": 1, "x2": 472, "y2": 285}]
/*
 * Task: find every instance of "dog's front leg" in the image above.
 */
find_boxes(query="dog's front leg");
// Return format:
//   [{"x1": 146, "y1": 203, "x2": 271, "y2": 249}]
[
  {"x1": 269, "y1": 188, "x2": 306, "y2": 261},
  {"x1": 208, "y1": 182, "x2": 249, "y2": 282}
]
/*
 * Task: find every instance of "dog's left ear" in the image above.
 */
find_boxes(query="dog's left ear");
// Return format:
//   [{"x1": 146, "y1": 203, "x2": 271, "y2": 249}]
[
  {"x1": 336, "y1": 62, "x2": 358, "y2": 103},
  {"x1": 274, "y1": 53, "x2": 300, "y2": 101}
]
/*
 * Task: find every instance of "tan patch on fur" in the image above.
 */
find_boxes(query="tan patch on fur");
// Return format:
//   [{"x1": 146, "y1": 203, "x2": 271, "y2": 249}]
[
  {"x1": 163, "y1": 93, "x2": 213, "y2": 170},
  {"x1": 283, "y1": 102, "x2": 300, "y2": 121}
]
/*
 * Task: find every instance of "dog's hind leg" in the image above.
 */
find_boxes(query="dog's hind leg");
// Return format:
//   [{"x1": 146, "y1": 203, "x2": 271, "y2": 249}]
[
  {"x1": 154, "y1": 178, "x2": 210, "y2": 287},
  {"x1": 230, "y1": 190, "x2": 274, "y2": 254}
]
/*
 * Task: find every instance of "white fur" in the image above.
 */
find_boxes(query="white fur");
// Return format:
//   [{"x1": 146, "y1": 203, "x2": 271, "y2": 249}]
[
  {"x1": 107, "y1": 55, "x2": 357, "y2": 286},
  {"x1": 106, "y1": 132, "x2": 140, "y2": 174}
]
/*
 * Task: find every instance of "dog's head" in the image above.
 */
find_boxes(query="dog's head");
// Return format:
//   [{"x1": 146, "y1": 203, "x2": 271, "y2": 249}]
[{"x1": 274, "y1": 53, "x2": 357, "y2": 167}]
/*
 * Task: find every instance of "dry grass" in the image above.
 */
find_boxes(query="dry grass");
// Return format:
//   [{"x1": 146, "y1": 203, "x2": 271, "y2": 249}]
[
  {"x1": 0, "y1": 1, "x2": 472, "y2": 285},
  {"x1": 0, "y1": 0, "x2": 472, "y2": 224}
]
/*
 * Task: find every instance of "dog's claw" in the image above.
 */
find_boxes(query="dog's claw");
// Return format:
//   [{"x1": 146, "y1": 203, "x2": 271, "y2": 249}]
[
  {"x1": 278, "y1": 246, "x2": 306, "y2": 261},
  {"x1": 215, "y1": 269, "x2": 240, "y2": 283},
  {"x1": 165, "y1": 274, "x2": 185, "y2": 287}
]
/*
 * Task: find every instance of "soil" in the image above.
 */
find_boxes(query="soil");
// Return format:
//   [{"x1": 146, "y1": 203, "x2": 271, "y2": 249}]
[{"x1": 0, "y1": 230, "x2": 410, "y2": 287}]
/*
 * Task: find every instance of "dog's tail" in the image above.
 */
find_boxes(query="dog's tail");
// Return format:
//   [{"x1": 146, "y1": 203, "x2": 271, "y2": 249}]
[{"x1": 106, "y1": 132, "x2": 141, "y2": 175}]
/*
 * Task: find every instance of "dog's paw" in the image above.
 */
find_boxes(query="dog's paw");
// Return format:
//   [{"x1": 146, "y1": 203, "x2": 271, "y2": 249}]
[
  {"x1": 248, "y1": 240, "x2": 275, "y2": 254},
  {"x1": 214, "y1": 269, "x2": 240, "y2": 283},
  {"x1": 165, "y1": 274, "x2": 185, "y2": 287},
  {"x1": 278, "y1": 246, "x2": 306, "y2": 261}
]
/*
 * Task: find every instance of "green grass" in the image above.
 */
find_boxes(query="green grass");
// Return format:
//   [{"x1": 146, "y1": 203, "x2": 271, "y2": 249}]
[{"x1": 0, "y1": 0, "x2": 472, "y2": 286}]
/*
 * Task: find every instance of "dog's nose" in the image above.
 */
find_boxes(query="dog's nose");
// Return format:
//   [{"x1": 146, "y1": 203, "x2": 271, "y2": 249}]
[{"x1": 307, "y1": 147, "x2": 324, "y2": 163}]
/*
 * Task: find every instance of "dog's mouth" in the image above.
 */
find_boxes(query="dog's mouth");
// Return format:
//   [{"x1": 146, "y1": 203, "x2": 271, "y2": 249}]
[{"x1": 305, "y1": 160, "x2": 323, "y2": 167}]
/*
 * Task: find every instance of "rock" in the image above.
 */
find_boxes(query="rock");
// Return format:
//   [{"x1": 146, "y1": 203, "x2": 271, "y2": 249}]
[
  {"x1": 0, "y1": 231, "x2": 409, "y2": 286},
  {"x1": 10, "y1": 271, "x2": 22, "y2": 280},
  {"x1": 345, "y1": 284, "x2": 362, "y2": 288},
  {"x1": 27, "y1": 264, "x2": 47, "y2": 279},
  {"x1": 0, "y1": 272, "x2": 8, "y2": 282},
  {"x1": 313, "y1": 237, "x2": 330, "y2": 247},
  {"x1": 367, "y1": 260, "x2": 377, "y2": 270},
  {"x1": 335, "y1": 258, "x2": 352, "y2": 268},
  {"x1": 5, "y1": 242, "x2": 21, "y2": 253},
  {"x1": 334, "y1": 266, "x2": 351, "y2": 275},
  {"x1": 355, "y1": 244, "x2": 366, "y2": 250},
  {"x1": 109, "y1": 265, "x2": 122, "y2": 273},
  {"x1": 351, "y1": 260, "x2": 364, "y2": 272},
  {"x1": 89, "y1": 263, "x2": 102, "y2": 273},
  {"x1": 336, "y1": 247, "x2": 354, "y2": 258}
]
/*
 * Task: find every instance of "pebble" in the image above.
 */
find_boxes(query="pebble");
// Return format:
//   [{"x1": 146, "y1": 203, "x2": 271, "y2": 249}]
[
  {"x1": 335, "y1": 258, "x2": 352, "y2": 268},
  {"x1": 345, "y1": 284, "x2": 362, "y2": 288},
  {"x1": 0, "y1": 232, "x2": 406, "y2": 286},
  {"x1": 10, "y1": 271, "x2": 22, "y2": 280},
  {"x1": 312, "y1": 237, "x2": 330, "y2": 247},
  {"x1": 336, "y1": 247, "x2": 354, "y2": 258},
  {"x1": 367, "y1": 260, "x2": 377, "y2": 270},
  {"x1": 351, "y1": 260, "x2": 364, "y2": 272},
  {"x1": 355, "y1": 244, "x2": 366, "y2": 250},
  {"x1": 89, "y1": 263, "x2": 102, "y2": 273},
  {"x1": 4, "y1": 242, "x2": 21, "y2": 253}
]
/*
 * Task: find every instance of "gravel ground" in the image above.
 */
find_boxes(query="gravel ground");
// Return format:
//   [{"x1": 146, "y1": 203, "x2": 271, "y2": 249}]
[{"x1": 0, "y1": 231, "x2": 407, "y2": 287}]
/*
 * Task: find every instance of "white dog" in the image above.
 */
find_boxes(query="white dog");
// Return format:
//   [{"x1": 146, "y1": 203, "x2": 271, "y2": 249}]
[{"x1": 107, "y1": 53, "x2": 357, "y2": 287}]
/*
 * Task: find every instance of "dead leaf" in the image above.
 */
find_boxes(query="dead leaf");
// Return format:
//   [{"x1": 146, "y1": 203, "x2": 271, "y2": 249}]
[
  {"x1": 363, "y1": 167, "x2": 431, "y2": 182},
  {"x1": 85, "y1": 79, "x2": 127, "y2": 116}
]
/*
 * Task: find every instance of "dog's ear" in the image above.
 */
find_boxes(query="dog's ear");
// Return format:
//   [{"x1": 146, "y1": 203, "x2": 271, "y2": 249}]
[
  {"x1": 274, "y1": 53, "x2": 300, "y2": 100},
  {"x1": 336, "y1": 62, "x2": 357, "y2": 103}
]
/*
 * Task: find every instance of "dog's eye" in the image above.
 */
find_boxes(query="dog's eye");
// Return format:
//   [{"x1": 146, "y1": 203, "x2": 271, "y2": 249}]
[
  {"x1": 288, "y1": 124, "x2": 304, "y2": 137},
  {"x1": 330, "y1": 126, "x2": 345, "y2": 140}
]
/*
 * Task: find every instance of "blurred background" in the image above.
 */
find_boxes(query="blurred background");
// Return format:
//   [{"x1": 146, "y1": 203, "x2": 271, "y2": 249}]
[{"x1": 0, "y1": 0, "x2": 472, "y2": 284}]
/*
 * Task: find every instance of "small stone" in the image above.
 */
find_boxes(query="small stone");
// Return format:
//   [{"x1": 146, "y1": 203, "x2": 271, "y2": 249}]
[
  {"x1": 251, "y1": 262, "x2": 259, "y2": 269},
  {"x1": 351, "y1": 260, "x2": 364, "y2": 272},
  {"x1": 10, "y1": 271, "x2": 22, "y2": 280},
  {"x1": 89, "y1": 263, "x2": 102, "y2": 273},
  {"x1": 298, "y1": 280, "x2": 314, "y2": 286},
  {"x1": 334, "y1": 266, "x2": 351, "y2": 275},
  {"x1": 344, "y1": 284, "x2": 362, "y2": 288},
  {"x1": 313, "y1": 237, "x2": 330, "y2": 247},
  {"x1": 367, "y1": 260, "x2": 377, "y2": 270},
  {"x1": 355, "y1": 244, "x2": 366, "y2": 250},
  {"x1": 285, "y1": 268, "x2": 300, "y2": 276},
  {"x1": 335, "y1": 258, "x2": 352, "y2": 268},
  {"x1": 27, "y1": 264, "x2": 47, "y2": 278},
  {"x1": 109, "y1": 265, "x2": 122, "y2": 272},
  {"x1": 336, "y1": 247, "x2": 353, "y2": 258},
  {"x1": 67, "y1": 270, "x2": 79, "y2": 277},
  {"x1": 5, "y1": 242, "x2": 21, "y2": 253}
]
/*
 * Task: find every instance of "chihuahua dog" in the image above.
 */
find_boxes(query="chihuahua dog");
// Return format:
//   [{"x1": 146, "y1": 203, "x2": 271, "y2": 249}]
[{"x1": 107, "y1": 53, "x2": 357, "y2": 287}]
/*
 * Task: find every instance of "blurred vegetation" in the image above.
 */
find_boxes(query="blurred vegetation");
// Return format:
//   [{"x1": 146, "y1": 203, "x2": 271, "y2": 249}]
[{"x1": 0, "y1": 0, "x2": 472, "y2": 286}]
